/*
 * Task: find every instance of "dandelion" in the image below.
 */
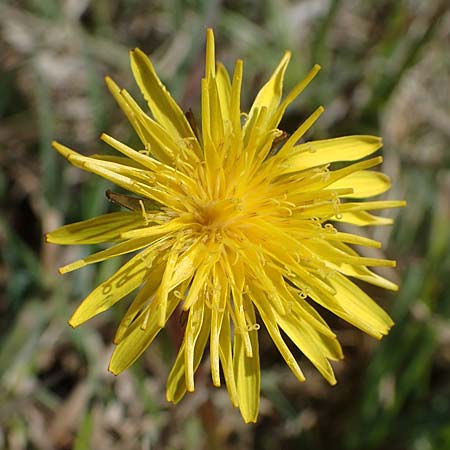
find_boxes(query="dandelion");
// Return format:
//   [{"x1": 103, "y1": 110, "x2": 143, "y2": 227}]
[{"x1": 47, "y1": 29, "x2": 405, "y2": 423}]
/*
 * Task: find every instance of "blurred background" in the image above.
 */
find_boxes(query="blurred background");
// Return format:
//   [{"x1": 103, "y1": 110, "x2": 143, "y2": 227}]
[{"x1": 1, "y1": 1, "x2": 450, "y2": 449}]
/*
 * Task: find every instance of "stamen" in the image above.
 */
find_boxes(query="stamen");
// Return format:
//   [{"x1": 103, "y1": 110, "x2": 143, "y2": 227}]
[
  {"x1": 139, "y1": 200, "x2": 150, "y2": 225},
  {"x1": 174, "y1": 290, "x2": 184, "y2": 299}
]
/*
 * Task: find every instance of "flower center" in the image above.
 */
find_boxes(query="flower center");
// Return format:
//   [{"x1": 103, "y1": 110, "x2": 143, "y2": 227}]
[{"x1": 197, "y1": 198, "x2": 242, "y2": 230}]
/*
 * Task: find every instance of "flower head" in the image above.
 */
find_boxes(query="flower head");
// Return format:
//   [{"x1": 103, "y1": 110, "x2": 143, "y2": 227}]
[{"x1": 47, "y1": 29, "x2": 405, "y2": 422}]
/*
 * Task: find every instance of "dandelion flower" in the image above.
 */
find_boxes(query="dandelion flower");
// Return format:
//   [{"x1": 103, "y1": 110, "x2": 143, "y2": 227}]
[{"x1": 47, "y1": 29, "x2": 405, "y2": 423}]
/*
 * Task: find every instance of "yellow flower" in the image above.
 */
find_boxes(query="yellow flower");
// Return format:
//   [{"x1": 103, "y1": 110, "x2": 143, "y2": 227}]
[{"x1": 47, "y1": 29, "x2": 405, "y2": 423}]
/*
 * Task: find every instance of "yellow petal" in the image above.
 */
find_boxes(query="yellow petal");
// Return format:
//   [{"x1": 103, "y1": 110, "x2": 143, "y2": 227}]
[
  {"x1": 331, "y1": 211, "x2": 394, "y2": 226},
  {"x1": 91, "y1": 154, "x2": 147, "y2": 170},
  {"x1": 181, "y1": 258, "x2": 216, "y2": 311},
  {"x1": 120, "y1": 216, "x2": 194, "y2": 240},
  {"x1": 329, "y1": 272, "x2": 394, "y2": 338},
  {"x1": 205, "y1": 28, "x2": 216, "y2": 79},
  {"x1": 104, "y1": 76, "x2": 150, "y2": 150},
  {"x1": 328, "y1": 170, "x2": 391, "y2": 198},
  {"x1": 208, "y1": 79, "x2": 225, "y2": 154},
  {"x1": 154, "y1": 237, "x2": 187, "y2": 327},
  {"x1": 113, "y1": 89, "x2": 185, "y2": 165},
  {"x1": 109, "y1": 290, "x2": 180, "y2": 375},
  {"x1": 305, "y1": 238, "x2": 396, "y2": 267},
  {"x1": 46, "y1": 212, "x2": 146, "y2": 245},
  {"x1": 219, "y1": 310, "x2": 239, "y2": 407},
  {"x1": 210, "y1": 264, "x2": 228, "y2": 387},
  {"x1": 222, "y1": 258, "x2": 253, "y2": 357},
  {"x1": 276, "y1": 313, "x2": 337, "y2": 385},
  {"x1": 292, "y1": 297, "x2": 343, "y2": 360},
  {"x1": 201, "y1": 78, "x2": 223, "y2": 173},
  {"x1": 233, "y1": 297, "x2": 260, "y2": 423},
  {"x1": 52, "y1": 142, "x2": 166, "y2": 203},
  {"x1": 130, "y1": 48, "x2": 197, "y2": 142},
  {"x1": 269, "y1": 64, "x2": 321, "y2": 129},
  {"x1": 59, "y1": 237, "x2": 154, "y2": 274},
  {"x1": 184, "y1": 298, "x2": 207, "y2": 392},
  {"x1": 105, "y1": 76, "x2": 178, "y2": 164},
  {"x1": 265, "y1": 266, "x2": 336, "y2": 338},
  {"x1": 166, "y1": 305, "x2": 211, "y2": 403},
  {"x1": 249, "y1": 285, "x2": 305, "y2": 383},
  {"x1": 324, "y1": 241, "x2": 399, "y2": 291},
  {"x1": 332, "y1": 260, "x2": 398, "y2": 291},
  {"x1": 113, "y1": 263, "x2": 166, "y2": 344},
  {"x1": 69, "y1": 246, "x2": 155, "y2": 327},
  {"x1": 293, "y1": 199, "x2": 405, "y2": 220},
  {"x1": 245, "y1": 51, "x2": 291, "y2": 130},
  {"x1": 229, "y1": 59, "x2": 243, "y2": 143},
  {"x1": 284, "y1": 135, "x2": 383, "y2": 172},
  {"x1": 306, "y1": 282, "x2": 386, "y2": 339},
  {"x1": 338, "y1": 200, "x2": 407, "y2": 214},
  {"x1": 169, "y1": 240, "x2": 208, "y2": 289},
  {"x1": 216, "y1": 62, "x2": 232, "y2": 123},
  {"x1": 275, "y1": 106, "x2": 325, "y2": 160},
  {"x1": 100, "y1": 133, "x2": 198, "y2": 192}
]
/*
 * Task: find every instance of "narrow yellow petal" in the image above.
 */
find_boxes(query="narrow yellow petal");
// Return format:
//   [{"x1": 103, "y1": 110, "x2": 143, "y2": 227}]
[
  {"x1": 328, "y1": 170, "x2": 391, "y2": 198},
  {"x1": 52, "y1": 142, "x2": 164, "y2": 201},
  {"x1": 332, "y1": 261, "x2": 399, "y2": 291},
  {"x1": 233, "y1": 298, "x2": 260, "y2": 423},
  {"x1": 269, "y1": 64, "x2": 321, "y2": 129},
  {"x1": 113, "y1": 89, "x2": 185, "y2": 165},
  {"x1": 181, "y1": 254, "x2": 217, "y2": 311},
  {"x1": 216, "y1": 62, "x2": 232, "y2": 123},
  {"x1": 109, "y1": 290, "x2": 180, "y2": 375},
  {"x1": 332, "y1": 211, "x2": 394, "y2": 226},
  {"x1": 105, "y1": 76, "x2": 162, "y2": 158},
  {"x1": 113, "y1": 264, "x2": 166, "y2": 344},
  {"x1": 205, "y1": 28, "x2": 216, "y2": 79},
  {"x1": 169, "y1": 240, "x2": 208, "y2": 290},
  {"x1": 201, "y1": 78, "x2": 223, "y2": 176},
  {"x1": 277, "y1": 313, "x2": 337, "y2": 385},
  {"x1": 91, "y1": 154, "x2": 147, "y2": 170},
  {"x1": 276, "y1": 106, "x2": 325, "y2": 160},
  {"x1": 246, "y1": 51, "x2": 291, "y2": 128},
  {"x1": 130, "y1": 48, "x2": 199, "y2": 149},
  {"x1": 229, "y1": 59, "x2": 243, "y2": 143},
  {"x1": 293, "y1": 297, "x2": 344, "y2": 361},
  {"x1": 219, "y1": 310, "x2": 239, "y2": 407},
  {"x1": 222, "y1": 258, "x2": 253, "y2": 357},
  {"x1": 210, "y1": 264, "x2": 228, "y2": 387},
  {"x1": 100, "y1": 133, "x2": 198, "y2": 191},
  {"x1": 59, "y1": 237, "x2": 155, "y2": 274},
  {"x1": 338, "y1": 200, "x2": 407, "y2": 213},
  {"x1": 307, "y1": 239, "x2": 398, "y2": 289},
  {"x1": 208, "y1": 79, "x2": 225, "y2": 154},
  {"x1": 249, "y1": 285, "x2": 306, "y2": 383},
  {"x1": 329, "y1": 273, "x2": 394, "y2": 338},
  {"x1": 305, "y1": 238, "x2": 396, "y2": 267},
  {"x1": 320, "y1": 231, "x2": 382, "y2": 248},
  {"x1": 69, "y1": 246, "x2": 156, "y2": 327},
  {"x1": 306, "y1": 283, "x2": 386, "y2": 339},
  {"x1": 285, "y1": 135, "x2": 383, "y2": 172},
  {"x1": 155, "y1": 237, "x2": 186, "y2": 327},
  {"x1": 184, "y1": 298, "x2": 207, "y2": 392},
  {"x1": 264, "y1": 266, "x2": 336, "y2": 338},
  {"x1": 120, "y1": 216, "x2": 194, "y2": 240},
  {"x1": 46, "y1": 212, "x2": 146, "y2": 245},
  {"x1": 166, "y1": 306, "x2": 211, "y2": 402}
]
